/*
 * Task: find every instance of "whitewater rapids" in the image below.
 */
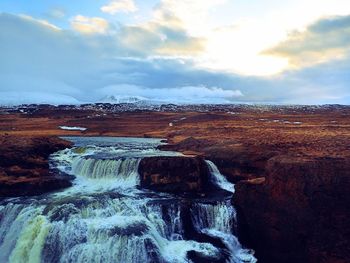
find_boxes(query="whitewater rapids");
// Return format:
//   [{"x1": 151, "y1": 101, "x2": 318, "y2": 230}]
[{"x1": 0, "y1": 137, "x2": 256, "y2": 263}]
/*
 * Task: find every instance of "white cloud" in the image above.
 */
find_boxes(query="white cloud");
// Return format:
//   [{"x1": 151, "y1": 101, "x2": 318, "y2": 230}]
[
  {"x1": 154, "y1": 0, "x2": 226, "y2": 35},
  {"x1": 101, "y1": 0, "x2": 137, "y2": 15},
  {"x1": 19, "y1": 14, "x2": 61, "y2": 30},
  {"x1": 118, "y1": 22, "x2": 205, "y2": 57},
  {"x1": 0, "y1": 92, "x2": 80, "y2": 106},
  {"x1": 152, "y1": 0, "x2": 350, "y2": 76},
  {"x1": 47, "y1": 7, "x2": 66, "y2": 19},
  {"x1": 100, "y1": 85, "x2": 243, "y2": 104},
  {"x1": 71, "y1": 15, "x2": 109, "y2": 34},
  {"x1": 265, "y1": 15, "x2": 350, "y2": 68}
]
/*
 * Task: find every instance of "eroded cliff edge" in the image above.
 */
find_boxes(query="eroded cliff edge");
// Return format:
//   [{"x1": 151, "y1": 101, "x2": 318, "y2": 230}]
[
  {"x1": 235, "y1": 156, "x2": 350, "y2": 263},
  {"x1": 0, "y1": 135, "x2": 73, "y2": 197},
  {"x1": 139, "y1": 156, "x2": 212, "y2": 194}
]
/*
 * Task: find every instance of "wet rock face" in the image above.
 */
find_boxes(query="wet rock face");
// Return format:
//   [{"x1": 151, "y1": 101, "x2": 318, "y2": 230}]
[
  {"x1": 234, "y1": 156, "x2": 350, "y2": 263},
  {"x1": 138, "y1": 156, "x2": 211, "y2": 194},
  {"x1": 0, "y1": 136, "x2": 73, "y2": 197}
]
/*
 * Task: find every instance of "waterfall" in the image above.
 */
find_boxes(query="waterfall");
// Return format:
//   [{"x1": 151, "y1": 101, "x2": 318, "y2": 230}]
[
  {"x1": 0, "y1": 137, "x2": 256, "y2": 263},
  {"x1": 191, "y1": 201, "x2": 235, "y2": 233},
  {"x1": 191, "y1": 201, "x2": 257, "y2": 263},
  {"x1": 71, "y1": 157, "x2": 141, "y2": 187},
  {"x1": 203, "y1": 161, "x2": 257, "y2": 262},
  {"x1": 0, "y1": 204, "x2": 48, "y2": 263},
  {"x1": 71, "y1": 157, "x2": 141, "y2": 179},
  {"x1": 0, "y1": 198, "x2": 256, "y2": 263},
  {"x1": 206, "y1": 160, "x2": 235, "y2": 193},
  {"x1": 0, "y1": 199, "x2": 223, "y2": 263}
]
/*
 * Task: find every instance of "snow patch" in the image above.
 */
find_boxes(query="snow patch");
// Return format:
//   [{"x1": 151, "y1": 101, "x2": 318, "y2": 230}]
[
  {"x1": 59, "y1": 126, "x2": 87, "y2": 131},
  {"x1": 258, "y1": 119, "x2": 303, "y2": 125}
]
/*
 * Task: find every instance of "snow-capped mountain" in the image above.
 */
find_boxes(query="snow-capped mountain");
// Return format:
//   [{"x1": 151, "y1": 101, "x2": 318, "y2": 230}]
[{"x1": 99, "y1": 95, "x2": 150, "y2": 104}]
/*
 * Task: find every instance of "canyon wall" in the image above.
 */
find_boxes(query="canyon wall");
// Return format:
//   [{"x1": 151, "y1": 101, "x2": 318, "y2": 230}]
[{"x1": 234, "y1": 156, "x2": 350, "y2": 263}]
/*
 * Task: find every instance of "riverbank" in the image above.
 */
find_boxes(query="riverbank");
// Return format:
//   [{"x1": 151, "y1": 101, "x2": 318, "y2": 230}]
[{"x1": 0, "y1": 135, "x2": 73, "y2": 196}]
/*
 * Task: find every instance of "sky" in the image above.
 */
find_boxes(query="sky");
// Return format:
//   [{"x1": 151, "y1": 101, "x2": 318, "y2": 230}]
[{"x1": 1, "y1": 0, "x2": 350, "y2": 105}]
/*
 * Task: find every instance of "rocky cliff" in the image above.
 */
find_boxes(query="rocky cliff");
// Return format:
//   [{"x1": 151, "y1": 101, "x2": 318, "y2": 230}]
[
  {"x1": 0, "y1": 135, "x2": 73, "y2": 197},
  {"x1": 234, "y1": 155, "x2": 350, "y2": 263},
  {"x1": 159, "y1": 137, "x2": 272, "y2": 182},
  {"x1": 138, "y1": 156, "x2": 212, "y2": 194}
]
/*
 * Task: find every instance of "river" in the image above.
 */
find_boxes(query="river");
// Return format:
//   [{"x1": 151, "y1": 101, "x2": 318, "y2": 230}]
[{"x1": 0, "y1": 137, "x2": 256, "y2": 263}]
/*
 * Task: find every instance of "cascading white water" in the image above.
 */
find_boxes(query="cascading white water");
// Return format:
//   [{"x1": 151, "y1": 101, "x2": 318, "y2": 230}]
[
  {"x1": 0, "y1": 198, "x2": 221, "y2": 263},
  {"x1": 71, "y1": 157, "x2": 141, "y2": 179},
  {"x1": 70, "y1": 157, "x2": 141, "y2": 189},
  {"x1": 191, "y1": 201, "x2": 256, "y2": 263},
  {"x1": 201, "y1": 161, "x2": 257, "y2": 262},
  {"x1": 206, "y1": 160, "x2": 235, "y2": 193},
  {"x1": 0, "y1": 137, "x2": 256, "y2": 263}
]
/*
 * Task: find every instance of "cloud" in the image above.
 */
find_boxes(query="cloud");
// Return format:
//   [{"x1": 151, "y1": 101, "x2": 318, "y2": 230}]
[
  {"x1": 71, "y1": 15, "x2": 109, "y2": 34},
  {"x1": 0, "y1": 13, "x2": 235, "y2": 104},
  {"x1": 118, "y1": 22, "x2": 205, "y2": 56},
  {"x1": 69, "y1": 12, "x2": 204, "y2": 56},
  {"x1": 100, "y1": 85, "x2": 243, "y2": 103},
  {"x1": 101, "y1": 0, "x2": 137, "y2": 14},
  {"x1": 154, "y1": 0, "x2": 226, "y2": 35},
  {"x1": 106, "y1": 2, "x2": 207, "y2": 57},
  {"x1": 0, "y1": 13, "x2": 350, "y2": 105},
  {"x1": 0, "y1": 91, "x2": 80, "y2": 106},
  {"x1": 46, "y1": 7, "x2": 66, "y2": 19},
  {"x1": 265, "y1": 15, "x2": 350, "y2": 68},
  {"x1": 18, "y1": 14, "x2": 61, "y2": 30}
]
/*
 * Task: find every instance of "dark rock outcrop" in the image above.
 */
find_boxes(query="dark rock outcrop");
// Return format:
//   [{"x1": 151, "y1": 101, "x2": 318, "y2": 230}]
[
  {"x1": 159, "y1": 137, "x2": 212, "y2": 153},
  {"x1": 0, "y1": 136, "x2": 73, "y2": 197},
  {"x1": 234, "y1": 155, "x2": 350, "y2": 263},
  {"x1": 138, "y1": 156, "x2": 211, "y2": 194},
  {"x1": 204, "y1": 144, "x2": 276, "y2": 183},
  {"x1": 160, "y1": 137, "x2": 273, "y2": 183},
  {"x1": 0, "y1": 175, "x2": 72, "y2": 197}
]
